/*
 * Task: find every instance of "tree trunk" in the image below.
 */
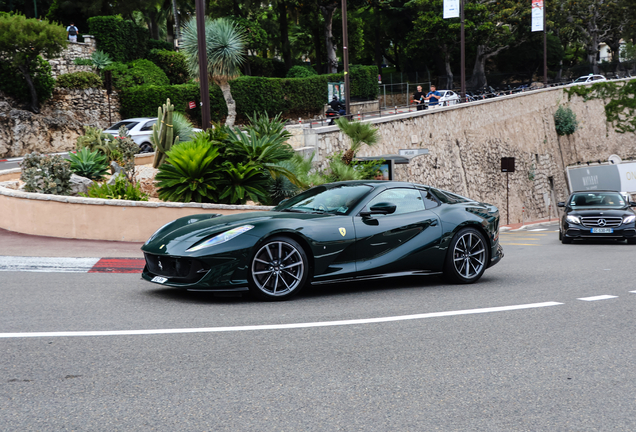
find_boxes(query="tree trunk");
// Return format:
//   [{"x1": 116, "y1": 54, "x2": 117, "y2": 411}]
[
  {"x1": 312, "y1": 21, "x2": 323, "y2": 74},
  {"x1": 467, "y1": 45, "x2": 487, "y2": 90},
  {"x1": 442, "y1": 44, "x2": 453, "y2": 89},
  {"x1": 17, "y1": 64, "x2": 39, "y2": 114},
  {"x1": 374, "y1": 5, "x2": 382, "y2": 72},
  {"x1": 277, "y1": 0, "x2": 292, "y2": 71},
  {"x1": 320, "y1": 3, "x2": 338, "y2": 73},
  {"x1": 172, "y1": 0, "x2": 180, "y2": 41},
  {"x1": 219, "y1": 80, "x2": 237, "y2": 127}
]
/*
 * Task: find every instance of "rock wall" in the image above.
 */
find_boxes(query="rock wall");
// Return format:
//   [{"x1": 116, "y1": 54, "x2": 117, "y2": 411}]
[
  {"x1": 303, "y1": 81, "x2": 636, "y2": 224},
  {"x1": 46, "y1": 36, "x2": 97, "y2": 78},
  {"x1": 0, "y1": 88, "x2": 121, "y2": 158}
]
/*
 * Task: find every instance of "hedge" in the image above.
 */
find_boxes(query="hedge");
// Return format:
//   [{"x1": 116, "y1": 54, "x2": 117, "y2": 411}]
[
  {"x1": 87, "y1": 16, "x2": 148, "y2": 63},
  {"x1": 147, "y1": 49, "x2": 190, "y2": 85},
  {"x1": 104, "y1": 60, "x2": 169, "y2": 90},
  {"x1": 147, "y1": 39, "x2": 173, "y2": 53},
  {"x1": 56, "y1": 71, "x2": 103, "y2": 89},
  {"x1": 119, "y1": 66, "x2": 379, "y2": 122}
]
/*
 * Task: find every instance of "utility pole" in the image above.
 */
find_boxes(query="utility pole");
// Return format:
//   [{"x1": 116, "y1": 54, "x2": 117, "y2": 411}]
[
  {"x1": 341, "y1": 0, "x2": 350, "y2": 116},
  {"x1": 195, "y1": 0, "x2": 211, "y2": 130},
  {"x1": 543, "y1": 0, "x2": 548, "y2": 87},
  {"x1": 460, "y1": 0, "x2": 465, "y2": 100}
]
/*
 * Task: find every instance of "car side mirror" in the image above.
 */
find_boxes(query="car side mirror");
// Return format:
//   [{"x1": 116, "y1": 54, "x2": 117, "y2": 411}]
[
  {"x1": 630, "y1": 202, "x2": 636, "y2": 207},
  {"x1": 557, "y1": 202, "x2": 565, "y2": 208},
  {"x1": 360, "y1": 202, "x2": 397, "y2": 217}
]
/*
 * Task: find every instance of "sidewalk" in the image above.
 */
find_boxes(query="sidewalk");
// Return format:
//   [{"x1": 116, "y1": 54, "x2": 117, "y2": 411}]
[{"x1": 500, "y1": 218, "x2": 559, "y2": 231}]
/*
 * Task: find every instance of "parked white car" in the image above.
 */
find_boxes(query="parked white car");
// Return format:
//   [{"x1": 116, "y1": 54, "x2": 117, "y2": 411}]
[
  {"x1": 572, "y1": 74, "x2": 607, "y2": 84},
  {"x1": 104, "y1": 118, "x2": 157, "y2": 152},
  {"x1": 105, "y1": 117, "x2": 202, "y2": 153},
  {"x1": 429, "y1": 90, "x2": 460, "y2": 107}
]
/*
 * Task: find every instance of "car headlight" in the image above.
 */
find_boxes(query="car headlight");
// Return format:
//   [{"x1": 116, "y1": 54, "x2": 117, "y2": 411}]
[
  {"x1": 186, "y1": 225, "x2": 254, "y2": 252},
  {"x1": 623, "y1": 215, "x2": 636, "y2": 224},
  {"x1": 566, "y1": 215, "x2": 581, "y2": 224}
]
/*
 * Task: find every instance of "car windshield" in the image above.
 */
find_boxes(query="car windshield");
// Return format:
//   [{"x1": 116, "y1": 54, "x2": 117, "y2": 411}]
[
  {"x1": 105, "y1": 121, "x2": 139, "y2": 132},
  {"x1": 274, "y1": 184, "x2": 373, "y2": 215},
  {"x1": 570, "y1": 192, "x2": 626, "y2": 208}
]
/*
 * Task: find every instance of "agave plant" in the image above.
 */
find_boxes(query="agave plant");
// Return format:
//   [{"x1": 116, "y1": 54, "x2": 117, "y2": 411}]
[
  {"x1": 218, "y1": 162, "x2": 269, "y2": 204},
  {"x1": 181, "y1": 17, "x2": 246, "y2": 126},
  {"x1": 334, "y1": 117, "x2": 380, "y2": 165},
  {"x1": 155, "y1": 136, "x2": 222, "y2": 203},
  {"x1": 68, "y1": 147, "x2": 110, "y2": 181},
  {"x1": 91, "y1": 50, "x2": 113, "y2": 70}
]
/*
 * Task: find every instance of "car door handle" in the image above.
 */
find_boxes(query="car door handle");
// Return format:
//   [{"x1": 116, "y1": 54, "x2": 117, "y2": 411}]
[{"x1": 430, "y1": 219, "x2": 438, "y2": 226}]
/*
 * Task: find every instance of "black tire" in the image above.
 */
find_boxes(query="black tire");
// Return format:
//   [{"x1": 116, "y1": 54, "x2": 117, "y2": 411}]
[
  {"x1": 139, "y1": 143, "x2": 154, "y2": 153},
  {"x1": 558, "y1": 230, "x2": 562, "y2": 241},
  {"x1": 561, "y1": 235, "x2": 573, "y2": 244},
  {"x1": 248, "y1": 236, "x2": 309, "y2": 301},
  {"x1": 443, "y1": 227, "x2": 488, "y2": 284},
  {"x1": 627, "y1": 238, "x2": 636, "y2": 245}
]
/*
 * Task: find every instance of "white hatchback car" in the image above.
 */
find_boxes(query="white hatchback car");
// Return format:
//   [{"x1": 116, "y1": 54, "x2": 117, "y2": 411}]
[
  {"x1": 104, "y1": 118, "x2": 157, "y2": 152},
  {"x1": 572, "y1": 74, "x2": 607, "y2": 84},
  {"x1": 428, "y1": 90, "x2": 460, "y2": 107}
]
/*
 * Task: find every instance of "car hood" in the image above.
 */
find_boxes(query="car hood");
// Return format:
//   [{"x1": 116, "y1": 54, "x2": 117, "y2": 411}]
[
  {"x1": 569, "y1": 208, "x2": 634, "y2": 217},
  {"x1": 142, "y1": 211, "x2": 336, "y2": 254}
]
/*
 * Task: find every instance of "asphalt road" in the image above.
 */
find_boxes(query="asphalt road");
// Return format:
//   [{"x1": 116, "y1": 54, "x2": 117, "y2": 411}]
[{"x1": 2, "y1": 224, "x2": 636, "y2": 431}]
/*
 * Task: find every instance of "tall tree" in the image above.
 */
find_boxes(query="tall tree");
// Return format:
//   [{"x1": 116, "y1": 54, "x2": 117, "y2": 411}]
[
  {"x1": 181, "y1": 16, "x2": 247, "y2": 126},
  {"x1": 0, "y1": 14, "x2": 66, "y2": 113}
]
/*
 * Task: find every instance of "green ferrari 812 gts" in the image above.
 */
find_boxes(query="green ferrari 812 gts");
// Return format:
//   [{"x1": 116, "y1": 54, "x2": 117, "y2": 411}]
[{"x1": 141, "y1": 181, "x2": 503, "y2": 300}]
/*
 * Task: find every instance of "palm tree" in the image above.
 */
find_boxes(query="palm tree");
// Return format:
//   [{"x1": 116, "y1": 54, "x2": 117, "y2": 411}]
[
  {"x1": 181, "y1": 17, "x2": 247, "y2": 127},
  {"x1": 334, "y1": 117, "x2": 381, "y2": 165}
]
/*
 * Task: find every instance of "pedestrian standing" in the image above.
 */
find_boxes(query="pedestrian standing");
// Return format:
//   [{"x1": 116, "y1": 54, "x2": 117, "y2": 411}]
[
  {"x1": 66, "y1": 22, "x2": 78, "y2": 42},
  {"x1": 424, "y1": 84, "x2": 442, "y2": 108},
  {"x1": 413, "y1": 85, "x2": 425, "y2": 111}
]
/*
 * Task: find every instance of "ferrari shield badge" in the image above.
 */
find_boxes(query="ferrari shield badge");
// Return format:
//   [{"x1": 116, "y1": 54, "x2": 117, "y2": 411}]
[{"x1": 339, "y1": 227, "x2": 346, "y2": 237}]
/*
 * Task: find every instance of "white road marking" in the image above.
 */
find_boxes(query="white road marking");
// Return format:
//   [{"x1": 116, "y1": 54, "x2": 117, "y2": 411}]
[
  {"x1": 0, "y1": 256, "x2": 100, "y2": 272},
  {"x1": 529, "y1": 228, "x2": 548, "y2": 231},
  {"x1": 0, "y1": 302, "x2": 563, "y2": 339},
  {"x1": 630, "y1": 291, "x2": 636, "y2": 294},
  {"x1": 577, "y1": 295, "x2": 618, "y2": 301}
]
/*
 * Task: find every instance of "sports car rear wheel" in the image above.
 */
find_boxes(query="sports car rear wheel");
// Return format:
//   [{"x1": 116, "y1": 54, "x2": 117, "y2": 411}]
[
  {"x1": 248, "y1": 237, "x2": 309, "y2": 300},
  {"x1": 444, "y1": 227, "x2": 488, "y2": 284}
]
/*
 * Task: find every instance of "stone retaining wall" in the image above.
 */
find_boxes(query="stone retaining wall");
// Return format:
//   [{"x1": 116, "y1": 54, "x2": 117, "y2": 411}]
[
  {"x1": 46, "y1": 36, "x2": 97, "y2": 78},
  {"x1": 301, "y1": 81, "x2": 636, "y2": 224},
  {"x1": 0, "y1": 88, "x2": 121, "y2": 158}
]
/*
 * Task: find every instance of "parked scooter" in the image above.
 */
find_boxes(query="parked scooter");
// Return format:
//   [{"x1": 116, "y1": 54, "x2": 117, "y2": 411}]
[{"x1": 325, "y1": 107, "x2": 340, "y2": 125}]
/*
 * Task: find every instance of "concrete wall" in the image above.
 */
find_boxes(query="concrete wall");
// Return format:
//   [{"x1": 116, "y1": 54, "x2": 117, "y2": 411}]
[{"x1": 300, "y1": 81, "x2": 636, "y2": 224}]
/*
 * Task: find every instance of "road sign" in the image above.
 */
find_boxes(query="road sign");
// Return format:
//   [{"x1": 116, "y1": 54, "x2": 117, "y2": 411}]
[
  {"x1": 398, "y1": 148, "x2": 429, "y2": 158},
  {"x1": 188, "y1": 101, "x2": 196, "y2": 109}
]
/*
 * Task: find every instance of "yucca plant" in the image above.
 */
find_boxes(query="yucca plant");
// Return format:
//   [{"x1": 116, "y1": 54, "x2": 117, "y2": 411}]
[
  {"x1": 334, "y1": 117, "x2": 380, "y2": 165},
  {"x1": 68, "y1": 147, "x2": 110, "y2": 180},
  {"x1": 181, "y1": 17, "x2": 246, "y2": 126},
  {"x1": 172, "y1": 111, "x2": 195, "y2": 143},
  {"x1": 155, "y1": 136, "x2": 222, "y2": 203},
  {"x1": 218, "y1": 162, "x2": 269, "y2": 204}
]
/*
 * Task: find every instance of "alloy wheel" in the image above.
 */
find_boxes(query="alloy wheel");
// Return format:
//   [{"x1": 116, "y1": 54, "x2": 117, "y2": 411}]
[
  {"x1": 251, "y1": 240, "x2": 305, "y2": 297},
  {"x1": 452, "y1": 231, "x2": 486, "y2": 280}
]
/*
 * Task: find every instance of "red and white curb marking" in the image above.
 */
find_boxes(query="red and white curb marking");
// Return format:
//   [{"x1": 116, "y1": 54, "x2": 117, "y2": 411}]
[{"x1": 0, "y1": 256, "x2": 145, "y2": 273}]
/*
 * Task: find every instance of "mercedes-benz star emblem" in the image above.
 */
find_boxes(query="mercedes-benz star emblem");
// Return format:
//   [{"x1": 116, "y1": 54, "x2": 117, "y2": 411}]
[{"x1": 598, "y1": 219, "x2": 607, "y2": 227}]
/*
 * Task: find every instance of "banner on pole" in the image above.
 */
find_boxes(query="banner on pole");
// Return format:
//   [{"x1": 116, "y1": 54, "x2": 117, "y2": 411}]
[
  {"x1": 443, "y1": 0, "x2": 460, "y2": 18},
  {"x1": 531, "y1": 0, "x2": 544, "y2": 32}
]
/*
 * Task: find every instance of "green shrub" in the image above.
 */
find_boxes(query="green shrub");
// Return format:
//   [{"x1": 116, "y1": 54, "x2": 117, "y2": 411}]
[
  {"x1": 286, "y1": 65, "x2": 317, "y2": 78},
  {"x1": 68, "y1": 147, "x2": 110, "y2": 180},
  {"x1": 0, "y1": 56, "x2": 55, "y2": 104},
  {"x1": 73, "y1": 58, "x2": 93, "y2": 66},
  {"x1": 554, "y1": 105, "x2": 579, "y2": 136},
  {"x1": 155, "y1": 136, "x2": 222, "y2": 203},
  {"x1": 147, "y1": 39, "x2": 173, "y2": 52},
  {"x1": 103, "y1": 59, "x2": 169, "y2": 90},
  {"x1": 218, "y1": 162, "x2": 269, "y2": 204},
  {"x1": 147, "y1": 49, "x2": 189, "y2": 84},
  {"x1": 20, "y1": 152, "x2": 72, "y2": 195},
  {"x1": 349, "y1": 65, "x2": 379, "y2": 100},
  {"x1": 56, "y1": 71, "x2": 103, "y2": 89},
  {"x1": 87, "y1": 16, "x2": 148, "y2": 63},
  {"x1": 83, "y1": 175, "x2": 148, "y2": 201}
]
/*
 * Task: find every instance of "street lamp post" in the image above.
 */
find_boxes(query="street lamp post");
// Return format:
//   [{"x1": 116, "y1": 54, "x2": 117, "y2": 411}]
[
  {"x1": 195, "y1": 0, "x2": 211, "y2": 130},
  {"x1": 341, "y1": 0, "x2": 350, "y2": 116}
]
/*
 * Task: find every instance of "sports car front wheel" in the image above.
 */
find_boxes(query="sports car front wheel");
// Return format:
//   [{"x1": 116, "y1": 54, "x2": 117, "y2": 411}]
[
  {"x1": 444, "y1": 227, "x2": 488, "y2": 284},
  {"x1": 248, "y1": 237, "x2": 309, "y2": 300}
]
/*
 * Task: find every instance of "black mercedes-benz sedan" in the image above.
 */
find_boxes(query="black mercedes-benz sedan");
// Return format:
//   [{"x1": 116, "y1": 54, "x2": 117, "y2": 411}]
[{"x1": 558, "y1": 191, "x2": 636, "y2": 244}]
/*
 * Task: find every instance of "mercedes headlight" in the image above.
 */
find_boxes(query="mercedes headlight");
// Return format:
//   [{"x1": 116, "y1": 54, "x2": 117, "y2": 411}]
[
  {"x1": 566, "y1": 215, "x2": 581, "y2": 224},
  {"x1": 623, "y1": 215, "x2": 636, "y2": 224},
  {"x1": 186, "y1": 225, "x2": 254, "y2": 252}
]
